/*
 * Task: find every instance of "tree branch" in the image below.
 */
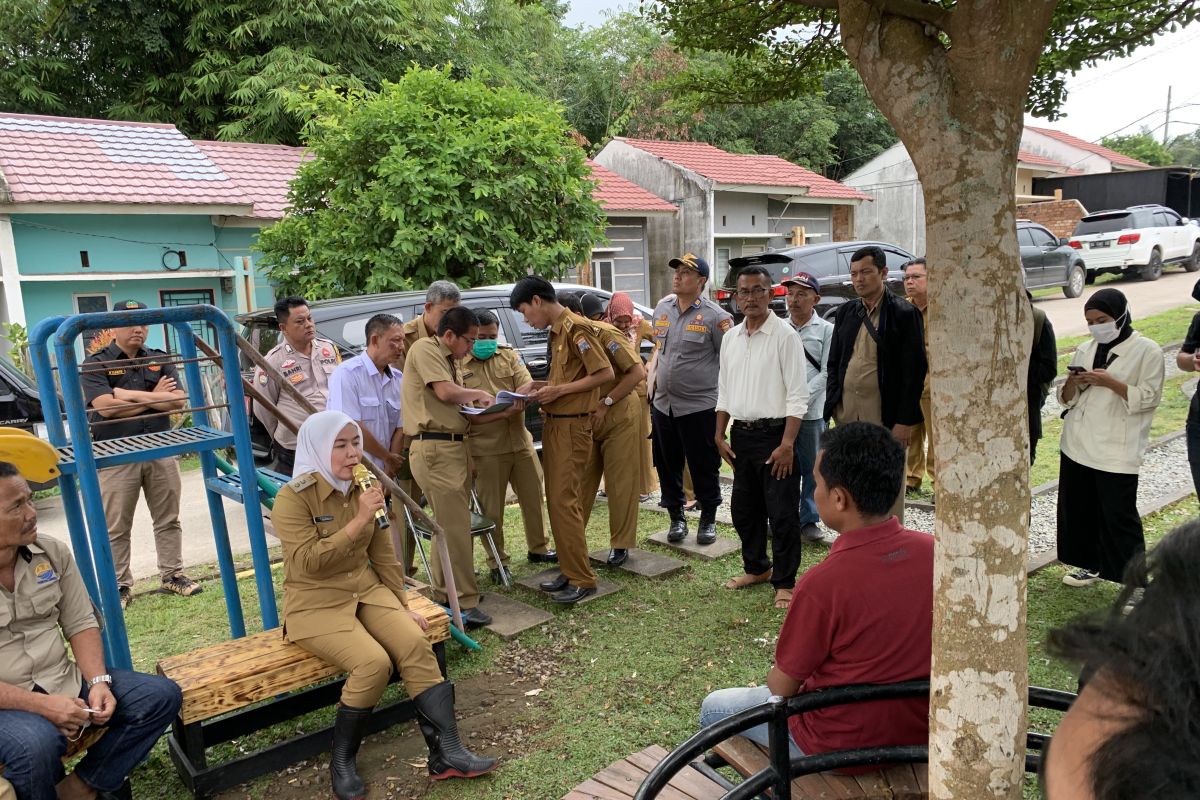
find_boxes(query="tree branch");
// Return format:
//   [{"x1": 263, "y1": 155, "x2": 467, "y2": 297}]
[{"x1": 877, "y1": 0, "x2": 953, "y2": 30}]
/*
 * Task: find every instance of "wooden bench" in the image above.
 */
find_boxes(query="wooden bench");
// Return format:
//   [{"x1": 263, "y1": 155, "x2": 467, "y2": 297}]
[
  {"x1": 157, "y1": 593, "x2": 451, "y2": 799},
  {"x1": 564, "y1": 745, "x2": 729, "y2": 800}
]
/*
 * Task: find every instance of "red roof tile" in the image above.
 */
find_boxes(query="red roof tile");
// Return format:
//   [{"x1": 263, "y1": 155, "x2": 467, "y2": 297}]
[
  {"x1": 587, "y1": 160, "x2": 676, "y2": 213},
  {"x1": 613, "y1": 138, "x2": 870, "y2": 200},
  {"x1": 1017, "y1": 149, "x2": 1069, "y2": 170},
  {"x1": 1025, "y1": 126, "x2": 1150, "y2": 169},
  {"x1": 0, "y1": 113, "x2": 251, "y2": 207},
  {"x1": 193, "y1": 140, "x2": 309, "y2": 219}
]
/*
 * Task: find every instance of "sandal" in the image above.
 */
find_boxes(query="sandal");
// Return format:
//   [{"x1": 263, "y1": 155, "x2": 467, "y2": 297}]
[
  {"x1": 724, "y1": 569, "x2": 773, "y2": 590},
  {"x1": 683, "y1": 500, "x2": 699, "y2": 512},
  {"x1": 774, "y1": 588, "x2": 793, "y2": 610}
]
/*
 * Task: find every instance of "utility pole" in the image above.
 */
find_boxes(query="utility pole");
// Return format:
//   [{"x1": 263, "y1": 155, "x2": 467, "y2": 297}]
[{"x1": 1164, "y1": 85, "x2": 1173, "y2": 145}]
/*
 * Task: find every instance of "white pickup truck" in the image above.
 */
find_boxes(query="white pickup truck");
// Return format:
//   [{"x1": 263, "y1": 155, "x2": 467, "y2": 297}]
[{"x1": 1069, "y1": 204, "x2": 1200, "y2": 282}]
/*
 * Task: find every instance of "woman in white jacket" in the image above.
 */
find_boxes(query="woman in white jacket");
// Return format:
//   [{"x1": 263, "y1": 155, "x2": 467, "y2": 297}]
[{"x1": 1057, "y1": 288, "x2": 1164, "y2": 587}]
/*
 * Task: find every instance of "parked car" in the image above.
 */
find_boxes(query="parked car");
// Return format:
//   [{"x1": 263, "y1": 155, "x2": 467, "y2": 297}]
[
  {"x1": 236, "y1": 283, "x2": 653, "y2": 458},
  {"x1": 720, "y1": 240, "x2": 917, "y2": 320},
  {"x1": 1017, "y1": 219, "x2": 1087, "y2": 298},
  {"x1": 1068, "y1": 204, "x2": 1200, "y2": 282}
]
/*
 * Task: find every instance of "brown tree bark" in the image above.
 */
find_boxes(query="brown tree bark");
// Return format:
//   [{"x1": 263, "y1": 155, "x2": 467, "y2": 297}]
[{"x1": 837, "y1": 1, "x2": 1057, "y2": 797}]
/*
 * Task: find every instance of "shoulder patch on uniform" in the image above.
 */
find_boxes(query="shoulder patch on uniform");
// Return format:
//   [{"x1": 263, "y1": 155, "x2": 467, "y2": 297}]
[
  {"x1": 718, "y1": 318, "x2": 733, "y2": 332},
  {"x1": 606, "y1": 340, "x2": 620, "y2": 354},
  {"x1": 288, "y1": 472, "x2": 318, "y2": 492},
  {"x1": 574, "y1": 335, "x2": 591, "y2": 352}
]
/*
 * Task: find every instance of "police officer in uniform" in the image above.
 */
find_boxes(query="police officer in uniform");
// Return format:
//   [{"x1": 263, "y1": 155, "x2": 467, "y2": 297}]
[
  {"x1": 253, "y1": 296, "x2": 340, "y2": 476},
  {"x1": 511, "y1": 277, "x2": 613, "y2": 604},
  {"x1": 400, "y1": 280, "x2": 461, "y2": 370},
  {"x1": 651, "y1": 254, "x2": 733, "y2": 546},
  {"x1": 403, "y1": 307, "x2": 498, "y2": 628},
  {"x1": 571, "y1": 294, "x2": 646, "y2": 568},
  {"x1": 81, "y1": 300, "x2": 199, "y2": 609},
  {"x1": 458, "y1": 311, "x2": 555, "y2": 584},
  {"x1": 272, "y1": 411, "x2": 496, "y2": 798}
]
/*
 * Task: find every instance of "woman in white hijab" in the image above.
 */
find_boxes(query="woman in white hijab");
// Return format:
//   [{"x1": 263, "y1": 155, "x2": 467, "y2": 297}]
[{"x1": 272, "y1": 410, "x2": 497, "y2": 799}]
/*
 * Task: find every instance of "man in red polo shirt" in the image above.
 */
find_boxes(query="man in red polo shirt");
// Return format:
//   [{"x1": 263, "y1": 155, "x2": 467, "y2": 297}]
[{"x1": 699, "y1": 421, "x2": 932, "y2": 759}]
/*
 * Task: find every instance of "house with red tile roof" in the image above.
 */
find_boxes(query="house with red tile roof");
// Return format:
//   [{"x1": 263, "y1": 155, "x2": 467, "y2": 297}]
[
  {"x1": 842, "y1": 128, "x2": 1140, "y2": 255},
  {"x1": 594, "y1": 137, "x2": 869, "y2": 300},
  {"x1": 0, "y1": 112, "x2": 305, "y2": 350}
]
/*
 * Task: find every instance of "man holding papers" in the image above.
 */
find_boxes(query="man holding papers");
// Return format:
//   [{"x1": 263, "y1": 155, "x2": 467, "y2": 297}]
[{"x1": 458, "y1": 311, "x2": 555, "y2": 584}]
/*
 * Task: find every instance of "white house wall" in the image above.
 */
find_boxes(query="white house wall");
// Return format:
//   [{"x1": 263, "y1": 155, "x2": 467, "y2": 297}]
[
  {"x1": 1020, "y1": 130, "x2": 1111, "y2": 174},
  {"x1": 844, "y1": 143, "x2": 924, "y2": 254}
]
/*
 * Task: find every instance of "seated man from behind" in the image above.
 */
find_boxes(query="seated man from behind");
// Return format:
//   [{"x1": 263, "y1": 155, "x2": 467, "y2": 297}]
[
  {"x1": 0, "y1": 461, "x2": 182, "y2": 800},
  {"x1": 699, "y1": 422, "x2": 932, "y2": 760}
]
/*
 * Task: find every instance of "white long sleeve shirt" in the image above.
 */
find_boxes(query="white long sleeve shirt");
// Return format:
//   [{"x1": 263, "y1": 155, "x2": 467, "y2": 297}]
[
  {"x1": 716, "y1": 312, "x2": 809, "y2": 422},
  {"x1": 1057, "y1": 331, "x2": 1163, "y2": 474}
]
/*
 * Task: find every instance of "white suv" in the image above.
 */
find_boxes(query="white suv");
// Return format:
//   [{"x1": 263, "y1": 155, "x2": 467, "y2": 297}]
[{"x1": 1069, "y1": 204, "x2": 1200, "y2": 282}]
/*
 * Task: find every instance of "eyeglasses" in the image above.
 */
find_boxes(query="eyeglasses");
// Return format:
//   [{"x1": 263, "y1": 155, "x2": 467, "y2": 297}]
[{"x1": 734, "y1": 286, "x2": 770, "y2": 299}]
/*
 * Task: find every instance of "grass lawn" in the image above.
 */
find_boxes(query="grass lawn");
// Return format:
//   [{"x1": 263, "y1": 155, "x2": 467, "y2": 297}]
[{"x1": 116, "y1": 489, "x2": 1199, "y2": 800}]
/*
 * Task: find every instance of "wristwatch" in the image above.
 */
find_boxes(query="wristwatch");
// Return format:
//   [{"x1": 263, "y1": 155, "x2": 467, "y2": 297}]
[
  {"x1": 88, "y1": 674, "x2": 113, "y2": 688},
  {"x1": 602, "y1": 396, "x2": 615, "y2": 407}
]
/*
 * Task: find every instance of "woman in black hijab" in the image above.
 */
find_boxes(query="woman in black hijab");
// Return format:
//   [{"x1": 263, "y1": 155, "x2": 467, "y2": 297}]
[{"x1": 1057, "y1": 288, "x2": 1164, "y2": 588}]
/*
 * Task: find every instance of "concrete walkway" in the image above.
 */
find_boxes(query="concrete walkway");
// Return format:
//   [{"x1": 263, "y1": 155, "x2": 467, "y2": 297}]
[
  {"x1": 1035, "y1": 267, "x2": 1198, "y2": 337},
  {"x1": 34, "y1": 466, "x2": 278, "y2": 584}
]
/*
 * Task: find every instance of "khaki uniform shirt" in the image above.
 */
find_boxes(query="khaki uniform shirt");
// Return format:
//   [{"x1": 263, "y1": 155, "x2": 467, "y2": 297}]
[
  {"x1": 399, "y1": 315, "x2": 437, "y2": 371},
  {"x1": 272, "y1": 473, "x2": 409, "y2": 641},
  {"x1": 0, "y1": 537, "x2": 99, "y2": 697},
  {"x1": 838, "y1": 301, "x2": 883, "y2": 424},
  {"x1": 402, "y1": 337, "x2": 469, "y2": 436},
  {"x1": 253, "y1": 337, "x2": 340, "y2": 449},
  {"x1": 545, "y1": 311, "x2": 609, "y2": 415},
  {"x1": 591, "y1": 319, "x2": 642, "y2": 397},
  {"x1": 458, "y1": 346, "x2": 534, "y2": 456},
  {"x1": 634, "y1": 319, "x2": 654, "y2": 398}
]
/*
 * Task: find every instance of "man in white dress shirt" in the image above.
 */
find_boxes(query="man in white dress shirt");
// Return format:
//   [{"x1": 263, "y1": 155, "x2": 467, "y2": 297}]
[{"x1": 715, "y1": 266, "x2": 810, "y2": 610}]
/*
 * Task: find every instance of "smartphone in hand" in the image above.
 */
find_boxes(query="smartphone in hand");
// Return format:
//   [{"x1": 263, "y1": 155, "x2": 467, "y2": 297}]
[{"x1": 1067, "y1": 365, "x2": 1086, "y2": 374}]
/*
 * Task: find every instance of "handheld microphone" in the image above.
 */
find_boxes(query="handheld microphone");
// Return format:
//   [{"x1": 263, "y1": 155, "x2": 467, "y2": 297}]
[{"x1": 351, "y1": 463, "x2": 390, "y2": 529}]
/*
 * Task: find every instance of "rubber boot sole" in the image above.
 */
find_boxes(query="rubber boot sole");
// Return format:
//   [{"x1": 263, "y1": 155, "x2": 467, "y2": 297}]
[{"x1": 429, "y1": 763, "x2": 499, "y2": 780}]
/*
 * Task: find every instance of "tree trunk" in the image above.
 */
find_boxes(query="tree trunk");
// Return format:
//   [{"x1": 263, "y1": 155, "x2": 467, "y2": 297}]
[{"x1": 837, "y1": 1, "x2": 1056, "y2": 797}]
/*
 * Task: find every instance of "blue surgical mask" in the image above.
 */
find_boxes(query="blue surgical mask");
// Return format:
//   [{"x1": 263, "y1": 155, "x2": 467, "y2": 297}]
[{"x1": 472, "y1": 339, "x2": 498, "y2": 359}]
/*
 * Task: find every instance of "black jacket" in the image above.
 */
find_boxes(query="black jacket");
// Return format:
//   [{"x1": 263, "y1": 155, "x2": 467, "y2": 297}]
[
  {"x1": 1028, "y1": 308, "x2": 1057, "y2": 444},
  {"x1": 823, "y1": 289, "x2": 927, "y2": 428}
]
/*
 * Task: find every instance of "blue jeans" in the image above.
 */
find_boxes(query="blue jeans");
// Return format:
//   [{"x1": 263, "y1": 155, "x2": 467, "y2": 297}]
[
  {"x1": 0, "y1": 670, "x2": 182, "y2": 800},
  {"x1": 796, "y1": 419, "x2": 825, "y2": 526},
  {"x1": 699, "y1": 685, "x2": 803, "y2": 758}
]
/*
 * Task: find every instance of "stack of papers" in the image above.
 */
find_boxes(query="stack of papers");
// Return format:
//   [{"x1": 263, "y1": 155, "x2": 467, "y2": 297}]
[{"x1": 460, "y1": 390, "x2": 530, "y2": 416}]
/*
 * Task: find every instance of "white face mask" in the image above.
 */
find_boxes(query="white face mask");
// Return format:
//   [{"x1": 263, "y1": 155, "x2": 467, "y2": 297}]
[{"x1": 1089, "y1": 322, "x2": 1120, "y2": 344}]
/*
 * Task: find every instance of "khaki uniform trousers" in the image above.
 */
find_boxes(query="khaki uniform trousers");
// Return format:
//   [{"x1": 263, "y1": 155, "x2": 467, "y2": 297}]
[
  {"x1": 98, "y1": 458, "x2": 184, "y2": 588},
  {"x1": 580, "y1": 396, "x2": 641, "y2": 550},
  {"x1": 474, "y1": 446, "x2": 550, "y2": 569},
  {"x1": 637, "y1": 397, "x2": 658, "y2": 495},
  {"x1": 906, "y1": 392, "x2": 934, "y2": 491},
  {"x1": 409, "y1": 438, "x2": 479, "y2": 609},
  {"x1": 542, "y1": 416, "x2": 597, "y2": 588},
  {"x1": 293, "y1": 602, "x2": 442, "y2": 708}
]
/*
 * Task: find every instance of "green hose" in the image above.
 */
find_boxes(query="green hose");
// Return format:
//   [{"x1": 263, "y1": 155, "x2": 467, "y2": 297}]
[{"x1": 439, "y1": 605, "x2": 482, "y2": 650}]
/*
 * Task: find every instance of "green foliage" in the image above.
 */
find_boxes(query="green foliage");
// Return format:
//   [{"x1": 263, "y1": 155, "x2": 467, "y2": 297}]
[
  {"x1": 0, "y1": 321, "x2": 28, "y2": 374},
  {"x1": 256, "y1": 67, "x2": 606, "y2": 297},
  {"x1": 1168, "y1": 130, "x2": 1200, "y2": 167},
  {"x1": 1101, "y1": 130, "x2": 1174, "y2": 167}
]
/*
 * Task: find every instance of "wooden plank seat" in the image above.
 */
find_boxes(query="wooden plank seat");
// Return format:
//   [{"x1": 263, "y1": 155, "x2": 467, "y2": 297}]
[
  {"x1": 564, "y1": 745, "x2": 730, "y2": 800},
  {"x1": 156, "y1": 593, "x2": 451, "y2": 799},
  {"x1": 711, "y1": 737, "x2": 927, "y2": 800}
]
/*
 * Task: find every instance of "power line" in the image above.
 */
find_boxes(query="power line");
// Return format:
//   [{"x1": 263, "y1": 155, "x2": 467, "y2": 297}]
[{"x1": 1069, "y1": 29, "x2": 1200, "y2": 91}]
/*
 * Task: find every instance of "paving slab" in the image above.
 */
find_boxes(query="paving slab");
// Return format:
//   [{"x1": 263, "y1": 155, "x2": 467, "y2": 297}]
[
  {"x1": 587, "y1": 548, "x2": 685, "y2": 578},
  {"x1": 515, "y1": 568, "x2": 620, "y2": 605},
  {"x1": 476, "y1": 593, "x2": 553, "y2": 639},
  {"x1": 645, "y1": 530, "x2": 740, "y2": 562}
]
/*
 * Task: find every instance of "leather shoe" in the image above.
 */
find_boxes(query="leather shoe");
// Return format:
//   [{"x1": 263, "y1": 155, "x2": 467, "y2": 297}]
[
  {"x1": 461, "y1": 607, "x2": 492, "y2": 629},
  {"x1": 550, "y1": 585, "x2": 597, "y2": 604},
  {"x1": 539, "y1": 573, "x2": 570, "y2": 592},
  {"x1": 527, "y1": 550, "x2": 559, "y2": 564},
  {"x1": 606, "y1": 548, "x2": 628, "y2": 567},
  {"x1": 667, "y1": 516, "x2": 688, "y2": 543},
  {"x1": 696, "y1": 522, "x2": 717, "y2": 545},
  {"x1": 489, "y1": 566, "x2": 512, "y2": 585}
]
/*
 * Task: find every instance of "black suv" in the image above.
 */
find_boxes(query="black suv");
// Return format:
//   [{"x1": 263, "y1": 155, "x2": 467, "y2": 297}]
[
  {"x1": 721, "y1": 240, "x2": 917, "y2": 320},
  {"x1": 236, "y1": 283, "x2": 653, "y2": 458},
  {"x1": 1017, "y1": 219, "x2": 1086, "y2": 297}
]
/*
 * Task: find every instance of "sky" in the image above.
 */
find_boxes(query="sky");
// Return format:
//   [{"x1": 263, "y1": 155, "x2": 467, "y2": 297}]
[{"x1": 561, "y1": 1, "x2": 1198, "y2": 146}]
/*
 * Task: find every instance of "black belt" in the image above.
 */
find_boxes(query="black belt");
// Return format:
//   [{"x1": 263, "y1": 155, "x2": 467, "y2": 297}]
[
  {"x1": 732, "y1": 417, "x2": 786, "y2": 431},
  {"x1": 414, "y1": 432, "x2": 465, "y2": 442},
  {"x1": 545, "y1": 412, "x2": 590, "y2": 419}
]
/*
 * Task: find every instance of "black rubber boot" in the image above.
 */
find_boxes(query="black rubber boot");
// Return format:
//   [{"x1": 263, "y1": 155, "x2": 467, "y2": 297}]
[
  {"x1": 331, "y1": 704, "x2": 372, "y2": 800},
  {"x1": 413, "y1": 682, "x2": 498, "y2": 780},
  {"x1": 666, "y1": 508, "x2": 688, "y2": 542},
  {"x1": 696, "y1": 507, "x2": 717, "y2": 545}
]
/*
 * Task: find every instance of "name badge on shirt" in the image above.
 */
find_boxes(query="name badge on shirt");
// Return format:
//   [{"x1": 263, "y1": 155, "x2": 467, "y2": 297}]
[
  {"x1": 685, "y1": 324, "x2": 708, "y2": 334},
  {"x1": 313, "y1": 515, "x2": 335, "y2": 523}
]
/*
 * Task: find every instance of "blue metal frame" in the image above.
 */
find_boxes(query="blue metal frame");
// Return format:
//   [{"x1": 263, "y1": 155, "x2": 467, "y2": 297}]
[{"x1": 30, "y1": 305, "x2": 277, "y2": 670}]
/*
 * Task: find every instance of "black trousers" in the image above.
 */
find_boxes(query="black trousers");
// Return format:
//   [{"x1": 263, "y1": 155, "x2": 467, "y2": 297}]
[
  {"x1": 652, "y1": 405, "x2": 723, "y2": 511},
  {"x1": 271, "y1": 445, "x2": 296, "y2": 477},
  {"x1": 730, "y1": 425, "x2": 802, "y2": 589},
  {"x1": 1056, "y1": 453, "x2": 1143, "y2": 582}
]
